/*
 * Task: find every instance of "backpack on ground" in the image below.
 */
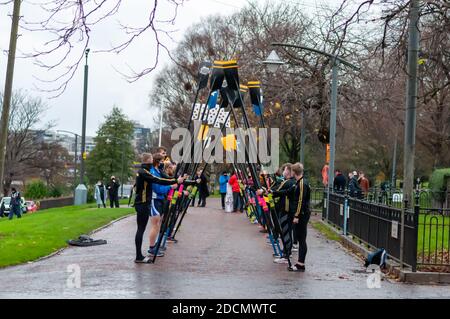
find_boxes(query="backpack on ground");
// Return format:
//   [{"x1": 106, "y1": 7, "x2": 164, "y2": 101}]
[{"x1": 364, "y1": 248, "x2": 387, "y2": 269}]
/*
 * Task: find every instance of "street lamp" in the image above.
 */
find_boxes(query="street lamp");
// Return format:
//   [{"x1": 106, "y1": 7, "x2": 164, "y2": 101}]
[
  {"x1": 159, "y1": 103, "x2": 164, "y2": 147},
  {"x1": 106, "y1": 136, "x2": 128, "y2": 199},
  {"x1": 265, "y1": 43, "x2": 360, "y2": 221},
  {"x1": 57, "y1": 130, "x2": 80, "y2": 187},
  {"x1": 263, "y1": 50, "x2": 285, "y2": 73},
  {"x1": 74, "y1": 48, "x2": 90, "y2": 205}
]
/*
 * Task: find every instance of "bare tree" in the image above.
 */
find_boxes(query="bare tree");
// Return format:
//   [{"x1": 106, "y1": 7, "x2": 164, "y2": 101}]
[
  {"x1": 0, "y1": 91, "x2": 53, "y2": 194},
  {"x1": 16, "y1": 0, "x2": 186, "y2": 96},
  {"x1": 28, "y1": 141, "x2": 72, "y2": 187}
]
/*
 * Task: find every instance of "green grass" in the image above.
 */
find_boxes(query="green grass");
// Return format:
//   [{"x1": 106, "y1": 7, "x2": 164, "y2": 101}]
[
  {"x1": 417, "y1": 213, "x2": 450, "y2": 255},
  {"x1": 0, "y1": 204, "x2": 133, "y2": 268},
  {"x1": 311, "y1": 221, "x2": 341, "y2": 242}
]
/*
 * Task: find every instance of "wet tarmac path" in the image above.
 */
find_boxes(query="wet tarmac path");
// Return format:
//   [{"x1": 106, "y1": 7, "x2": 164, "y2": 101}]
[{"x1": 0, "y1": 199, "x2": 449, "y2": 299}]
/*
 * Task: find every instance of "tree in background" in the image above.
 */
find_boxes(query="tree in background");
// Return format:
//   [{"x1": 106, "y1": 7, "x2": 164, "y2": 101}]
[
  {"x1": 28, "y1": 142, "x2": 72, "y2": 187},
  {"x1": 150, "y1": 0, "x2": 450, "y2": 185},
  {"x1": 86, "y1": 107, "x2": 135, "y2": 184},
  {"x1": 0, "y1": 91, "x2": 59, "y2": 194}
]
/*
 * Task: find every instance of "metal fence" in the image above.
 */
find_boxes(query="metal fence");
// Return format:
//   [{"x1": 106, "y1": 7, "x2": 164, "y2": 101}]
[
  {"x1": 417, "y1": 207, "x2": 450, "y2": 269},
  {"x1": 364, "y1": 188, "x2": 449, "y2": 210},
  {"x1": 324, "y1": 192, "x2": 419, "y2": 271},
  {"x1": 310, "y1": 187, "x2": 326, "y2": 212}
]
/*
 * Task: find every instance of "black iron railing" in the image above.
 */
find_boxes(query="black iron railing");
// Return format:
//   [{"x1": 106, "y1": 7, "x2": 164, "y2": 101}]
[
  {"x1": 324, "y1": 191, "x2": 419, "y2": 271},
  {"x1": 417, "y1": 208, "x2": 450, "y2": 269}
]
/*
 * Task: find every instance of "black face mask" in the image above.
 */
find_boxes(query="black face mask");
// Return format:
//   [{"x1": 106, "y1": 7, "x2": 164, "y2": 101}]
[{"x1": 142, "y1": 163, "x2": 152, "y2": 170}]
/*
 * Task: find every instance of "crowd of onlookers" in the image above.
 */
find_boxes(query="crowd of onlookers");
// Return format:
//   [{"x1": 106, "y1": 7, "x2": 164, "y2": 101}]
[
  {"x1": 325, "y1": 166, "x2": 370, "y2": 199},
  {"x1": 321, "y1": 163, "x2": 370, "y2": 198},
  {"x1": 94, "y1": 176, "x2": 123, "y2": 208}
]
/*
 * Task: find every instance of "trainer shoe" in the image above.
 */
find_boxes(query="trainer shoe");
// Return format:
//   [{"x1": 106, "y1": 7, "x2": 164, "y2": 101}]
[
  {"x1": 288, "y1": 264, "x2": 305, "y2": 272},
  {"x1": 273, "y1": 257, "x2": 289, "y2": 264},
  {"x1": 148, "y1": 248, "x2": 165, "y2": 257},
  {"x1": 292, "y1": 245, "x2": 299, "y2": 252}
]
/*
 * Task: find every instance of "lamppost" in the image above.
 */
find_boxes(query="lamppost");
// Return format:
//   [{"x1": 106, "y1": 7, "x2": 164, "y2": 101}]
[
  {"x1": 158, "y1": 103, "x2": 164, "y2": 147},
  {"x1": 74, "y1": 48, "x2": 90, "y2": 205},
  {"x1": 106, "y1": 136, "x2": 128, "y2": 199},
  {"x1": 57, "y1": 130, "x2": 81, "y2": 187},
  {"x1": 264, "y1": 44, "x2": 359, "y2": 221}
]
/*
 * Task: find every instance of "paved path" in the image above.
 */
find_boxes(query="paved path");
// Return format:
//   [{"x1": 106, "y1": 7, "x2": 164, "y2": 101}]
[{"x1": 0, "y1": 199, "x2": 449, "y2": 299}]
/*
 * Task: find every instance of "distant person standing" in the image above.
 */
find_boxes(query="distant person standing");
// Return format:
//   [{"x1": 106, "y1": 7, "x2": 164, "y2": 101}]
[
  {"x1": 196, "y1": 170, "x2": 209, "y2": 207},
  {"x1": 348, "y1": 171, "x2": 362, "y2": 198},
  {"x1": 358, "y1": 171, "x2": 370, "y2": 198},
  {"x1": 107, "y1": 176, "x2": 120, "y2": 208},
  {"x1": 333, "y1": 170, "x2": 346, "y2": 194},
  {"x1": 219, "y1": 171, "x2": 230, "y2": 210},
  {"x1": 0, "y1": 200, "x2": 5, "y2": 218},
  {"x1": 9, "y1": 188, "x2": 22, "y2": 220},
  {"x1": 321, "y1": 163, "x2": 329, "y2": 187},
  {"x1": 229, "y1": 173, "x2": 243, "y2": 213},
  {"x1": 94, "y1": 181, "x2": 107, "y2": 208}
]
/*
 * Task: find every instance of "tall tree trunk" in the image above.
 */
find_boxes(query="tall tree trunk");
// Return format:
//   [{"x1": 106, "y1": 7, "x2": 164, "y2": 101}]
[{"x1": 0, "y1": 0, "x2": 22, "y2": 191}]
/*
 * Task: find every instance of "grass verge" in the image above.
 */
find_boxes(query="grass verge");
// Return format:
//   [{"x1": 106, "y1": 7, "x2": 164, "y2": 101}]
[
  {"x1": 0, "y1": 204, "x2": 133, "y2": 268},
  {"x1": 311, "y1": 220, "x2": 341, "y2": 242}
]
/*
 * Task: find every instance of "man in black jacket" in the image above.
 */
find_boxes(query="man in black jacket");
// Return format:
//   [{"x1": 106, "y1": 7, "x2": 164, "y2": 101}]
[
  {"x1": 271, "y1": 163, "x2": 296, "y2": 265},
  {"x1": 107, "y1": 176, "x2": 120, "y2": 208},
  {"x1": 348, "y1": 171, "x2": 362, "y2": 198},
  {"x1": 333, "y1": 169, "x2": 347, "y2": 194},
  {"x1": 259, "y1": 163, "x2": 311, "y2": 272}
]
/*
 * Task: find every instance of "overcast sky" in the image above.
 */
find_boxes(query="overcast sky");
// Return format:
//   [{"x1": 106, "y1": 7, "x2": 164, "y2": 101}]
[{"x1": 0, "y1": 0, "x2": 343, "y2": 136}]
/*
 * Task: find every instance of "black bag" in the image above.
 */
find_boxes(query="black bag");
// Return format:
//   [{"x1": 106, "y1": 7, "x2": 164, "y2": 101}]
[
  {"x1": 68, "y1": 235, "x2": 107, "y2": 247},
  {"x1": 364, "y1": 248, "x2": 387, "y2": 268}
]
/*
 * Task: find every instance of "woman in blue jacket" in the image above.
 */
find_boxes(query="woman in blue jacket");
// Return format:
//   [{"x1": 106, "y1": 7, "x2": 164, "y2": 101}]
[
  {"x1": 148, "y1": 154, "x2": 177, "y2": 257},
  {"x1": 219, "y1": 171, "x2": 230, "y2": 210}
]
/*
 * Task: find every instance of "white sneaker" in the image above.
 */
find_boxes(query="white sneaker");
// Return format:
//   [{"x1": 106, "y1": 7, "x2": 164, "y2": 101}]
[
  {"x1": 273, "y1": 257, "x2": 289, "y2": 264},
  {"x1": 292, "y1": 244, "x2": 299, "y2": 252}
]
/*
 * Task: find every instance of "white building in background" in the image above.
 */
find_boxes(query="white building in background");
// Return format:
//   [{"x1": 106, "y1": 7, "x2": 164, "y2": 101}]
[
  {"x1": 33, "y1": 130, "x2": 96, "y2": 160},
  {"x1": 132, "y1": 122, "x2": 152, "y2": 153}
]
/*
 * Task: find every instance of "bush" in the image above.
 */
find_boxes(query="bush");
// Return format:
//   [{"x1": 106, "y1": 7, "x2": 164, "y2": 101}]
[
  {"x1": 87, "y1": 185, "x2": 95, "y2": 204},
  {"x1": 24, "y1": 181, "x2": 48, "y2": 200},
  {"x1": 48, "y1": 185, "x2": 63, "y2": 198},
  {"x1": 429, "y1": 168, "x2": 450, "y2": 202}
]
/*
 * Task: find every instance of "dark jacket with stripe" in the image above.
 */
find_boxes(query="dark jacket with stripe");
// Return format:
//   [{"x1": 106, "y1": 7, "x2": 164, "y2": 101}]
[
  {"x1": 272, "y1": 178, "x2": 296, "y2": 213},
  {"x1": 134, "y1": 165, "x2": 177, "y2": 206},
  {"x1": 272, "y1": 177, "x2": 311, "y2": 218}
]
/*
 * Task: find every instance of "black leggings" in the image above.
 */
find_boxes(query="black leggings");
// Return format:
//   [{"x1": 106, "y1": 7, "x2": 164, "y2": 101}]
[
  {"x1": 294, "y1": 212, "x2": 310, "y2": 264},
  {"x1": 135, "y1": 203, "x2": 150, "y2": 260},
  {"x1": 220, "y1": 193, "x2": 226, "y2": 208},
  {"x1": 110, "y1": 195, "x2": 119, "y2": 208}
]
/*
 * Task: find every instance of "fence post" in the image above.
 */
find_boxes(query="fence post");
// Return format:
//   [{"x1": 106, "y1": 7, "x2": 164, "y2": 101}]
[
  {"x1": 412, "y1": 192, "x2": 420, "y2": 272},
  {"x1": 343, "y1": 190, "x2": 349, "y2": 236},
  {"x1": 322, "y1": 190, "x2": 327, "y2": 221}
]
